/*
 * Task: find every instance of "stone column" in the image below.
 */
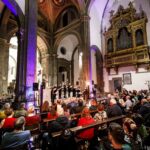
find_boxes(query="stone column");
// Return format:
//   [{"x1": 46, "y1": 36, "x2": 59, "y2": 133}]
[
  {"x1": 79, "y1": 14, "x2": 91, "y2": 90},
  {"x1": 41, "y1": 53, "x2": 50, "y2": 87},
  {"x1": 52, "y1": 53, "x2": 58, "y2": 86},
  {"x1": 24, "y1": 0, "x2": 37, "y2": 101},
  {"x1": 0, "y1": 38, "x2": 9, "y2": 94},
  {"x1": 15, "y1": 28, "x2": 26, "y2": 96},
  {"x1": 48, "y1": 53, "x2": 53, "y2": 86}
]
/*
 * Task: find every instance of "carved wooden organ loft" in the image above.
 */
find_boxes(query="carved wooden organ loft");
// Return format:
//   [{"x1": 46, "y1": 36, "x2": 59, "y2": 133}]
[{"x1": 104, "y1": 2, "x2": 150, "y2": 74}]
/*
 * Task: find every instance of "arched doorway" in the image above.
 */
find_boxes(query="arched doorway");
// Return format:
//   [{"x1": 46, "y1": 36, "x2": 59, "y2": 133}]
[
  {"x1": 36, "y1": 35, "x2": 49, "y2": 89},
  {"x1": 57, "y1": 34, "x2": 79, "y2": 86},
  {"x1": 7, "y1": 35, "x2": 18, "y2": 94}
]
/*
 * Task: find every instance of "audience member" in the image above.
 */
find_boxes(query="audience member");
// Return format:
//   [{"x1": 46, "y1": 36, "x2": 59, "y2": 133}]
[
  {"x1": 108, "y1": 122, "x2": 131, "y2": 150},
  {"x1": 123, "y1": 118, "x2": 142, "y2": 150},
  {"x1": 25, "y1": 105, "x2": 40, "y2": 129},
  {"x1": 0, "y1": 116, "x2": 31, "y2": 149},
  {"x1": 41, "y1": 101, "x2": 50, "y2": 119},
  {"x1": 131, "y1": 113, "x2": 148, "y2": 139},
  {"x1": 77, "y1": 107, "x2": 95, "y2": 140},
  {"x1": 125, "y1": 95, "x2": 133, "y2": 111},
  {"x1": 0, "y1": 103, "x2": 10, "y2": 120},
  {"x1": 47, "y1": 107, "x2": 58, "y2": 120},
  {"x1": 139, "y1": 98, "x2": 150, "y2": 118},
  {"x1": 14, "y1": 102, "x2": 27, "y2": 118},
  {"x1": 107, "y1": 99, "x2": 123, "y2": 118},
  {"x1": 0, "y1": 108, "x2": 16, "y2": 130},
  {"x1": 89, "y1": 99, "x2": 97, "y2": 111},
  {"x1": 49, "y1": 115, "x2": 70, "y2": 132}
]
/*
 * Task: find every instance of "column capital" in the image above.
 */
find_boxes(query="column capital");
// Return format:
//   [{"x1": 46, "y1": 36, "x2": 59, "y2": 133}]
[
  {"x1": 52, "y1": 53, "x2": 58, "y2": 57},
  {"x1": 80, "y1": 14, "x2": 90, "y2": 21}
]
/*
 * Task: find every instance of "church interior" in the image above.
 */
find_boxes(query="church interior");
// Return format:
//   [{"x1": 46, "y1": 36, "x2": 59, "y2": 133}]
[{"x1": 0, "y1": 0, "x2": 150, "y2": 149}]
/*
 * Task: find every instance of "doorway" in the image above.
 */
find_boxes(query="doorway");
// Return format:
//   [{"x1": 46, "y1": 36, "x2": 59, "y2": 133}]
[{"x1": 109, "y1": 77, "x2": 122, "y2": 92}]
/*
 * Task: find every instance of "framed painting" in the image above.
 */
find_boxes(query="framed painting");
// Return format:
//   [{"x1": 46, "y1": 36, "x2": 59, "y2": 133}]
[{"x1": 123, "y1": 73, "x2": 132, "y2": 84}]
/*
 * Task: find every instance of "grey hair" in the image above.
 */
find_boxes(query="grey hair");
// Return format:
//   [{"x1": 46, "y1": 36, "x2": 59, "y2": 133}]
[
  {"x1": 110, "y1": 98, "x2": 117, "y2": 104},
  {"x1": 14, "y1": 116, "x2": 26, "y2": 129},
  {"x1": 3, "y1": 103, "x2": 10, "y2": 109}
]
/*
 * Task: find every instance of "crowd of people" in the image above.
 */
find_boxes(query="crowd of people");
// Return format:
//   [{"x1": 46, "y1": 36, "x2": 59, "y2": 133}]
[{"x1": 0, "y1": 89, "x2": 149, "y2": 149}]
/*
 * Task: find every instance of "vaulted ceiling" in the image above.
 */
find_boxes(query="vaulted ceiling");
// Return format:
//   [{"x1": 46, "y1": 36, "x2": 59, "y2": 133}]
[{"x1": 38, "y1": 0, "x2": 92, "y2": 24}]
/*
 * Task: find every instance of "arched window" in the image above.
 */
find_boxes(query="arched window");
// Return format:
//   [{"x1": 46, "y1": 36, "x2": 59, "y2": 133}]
[
  {"x1": 117, "y1": 27, "x2": 132, "y2": 50},
  {"x1": 107, "y1": 38, "x2": 113, "y2": 52},
  {"x1": 136, "y1": 29, "x2": 144, "y2": 46},
  {"x1": 55, "y1": 6, "x2": 79, "y2": 30},
  {"x1": 63, "y1": 12, "x2": 68, "y2": 27}
]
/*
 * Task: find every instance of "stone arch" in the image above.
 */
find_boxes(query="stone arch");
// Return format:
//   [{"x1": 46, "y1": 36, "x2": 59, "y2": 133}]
[
  {"x1": 54, "y1": 5, "x2": 80, "y2": 31},
  {"x1": 57, "y1": 58, "x2": 70, "y2": 85},
  {"x1": 54, "y1": 31, "x2": 82, "y2": 53},
  {"x1": 2, "y1": 0, "x2": 24, "y2": 23},
  {"x1": 37, "y1": 35, "x2": 49, "y2": 55},
  {"x1": 37, "y1": 35, "x2": 50, "y2": 86},
  {"x1": 90, "y1": 45, "x2": 104, "y2": 93},
  {"x1": 55, "y1": 32, "x2": 81, "y2": 86}
]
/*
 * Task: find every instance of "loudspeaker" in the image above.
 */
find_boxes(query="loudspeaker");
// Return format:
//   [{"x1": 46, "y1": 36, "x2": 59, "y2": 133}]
[{"x1": 33, "y1": 83, "x2": 39, "y2": 91}]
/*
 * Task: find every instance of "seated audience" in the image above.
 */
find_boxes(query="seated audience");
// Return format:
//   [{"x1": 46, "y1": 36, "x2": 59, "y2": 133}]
[
  {"x1": 123, "y1": 118, "x2": 142, "y2": 150},
  {"x1": 62, "y1": 103, "x2": 70, "y2": 117},
  {"x1": 139, "y1": 98, "x2": 150, "y2": 118},
  {"x1": 0, "y1": 116, "x2": 31, "y2": 149},
  {"x1": 125, "y1": 95, "x2": 133, "y2": 111},
  {"x1": 14, "y1": 102, "x2": 27, "y2": 118},
  {"x1": 89, "y1": 99, "x2": 97, "y2": 111},
  {"x1": 131, "y1": 113, "x2": 148, "y2": 139},
  {"x1": 94, "y1": 103, "x2": 107, "y2": 122},
  {"x1": 41, "y1": 101, "x2": 50, "y2": 119},
  {"x1": 108, "y1": 122, "x2": 131, "y2": 150},
  {"x1": 107, "y1": 98, "x2": 123, "y2": 118},
  {"x1": 74, "y1": 99, "x2": 84, "y2": 114},
  {"x1": 25, "y1": 105, "x2": 40, "y2": 129},
  {"x1": 0, "y1": 103, "x2": 11, "y2": 120},
  {"x1": 0, "y1": 108, "x2": 16, "y2": 130},
  {"x1": 77, "y1": 107, "x2": 95, "y2": 140},
  {"x1": 47, "y1": 107, "x2": 58, "y2": 120},
  {"x1": 49, "y1": 115, "x2": 70, "y2": 132}
]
